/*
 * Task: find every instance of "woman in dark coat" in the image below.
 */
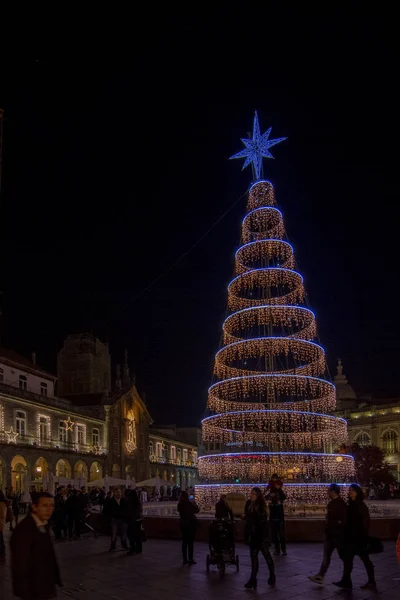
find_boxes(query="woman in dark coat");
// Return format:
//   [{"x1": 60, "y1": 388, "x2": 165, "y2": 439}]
[
  {"x1": 333, "y1": 484, "x2": 376, "y2": 591},
  {"x1": 126, "y1": 490, "x2": 143, "y2": 555},
  {"x1": 244, "y1": 487, "x2": 275, "y2": 589},
  {"x1": 177, "y1": 491, "x2": 199, "y2": 565}
]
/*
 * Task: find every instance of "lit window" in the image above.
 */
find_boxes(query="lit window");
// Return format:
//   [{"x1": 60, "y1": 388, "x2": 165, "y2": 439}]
[
  {"x1": 39, "y1": 416, "x2": 50, "y2": 441},
  {"x1": 156, "y1": 442, "x2": 163, "y2": 458},
  {"x1": 40, "y1": 382, "x2": 48, "y2": 397},
  {"x1": 182, "y1": 448, "x2": 188, "y2": 464},
  {"x1": 177, "y1": 448, "x2": 182, "y2": 464},
  {"x1": 149, "y1": 440, "x2": 153, "y2": 458},
  {"x1": 19, "y1": 375, "x2": 27, "y2": 391},
  {"x1": 355, "y1": 432, "x2": 371, "y2": 447},
  {"x1": 15, "y1": 410, "x2": 26, "y2": 436},
  {"x1": 77, "y1": 425, "x2": 85, "y2": 445},
  {"x1": 59, "y1": 421, "x2": 67, "y2": 442},
  {"x1": 382, "y1": 430, "x2": 398, "y2": 454},
  {"x1": 193, "y1": 451, "x2": 198, "y2": 464},
  {"x1": 170, "y1": 445, "x2": 176, "y2": 461},
  {"x1": 92, "y1": 428, "x2": 99, "y2": 446}
]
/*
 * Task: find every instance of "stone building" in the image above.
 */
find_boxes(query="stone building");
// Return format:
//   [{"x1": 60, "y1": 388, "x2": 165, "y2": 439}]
[
  {"x1": 0, "y1": 338, "x2": 200, "y2": 491},
  {"x1": 333, "y1": 360, "x2": 400, "y2": 479},
  {"x1": 149, "y1": 425, "x2": 201, "y2": 489}
]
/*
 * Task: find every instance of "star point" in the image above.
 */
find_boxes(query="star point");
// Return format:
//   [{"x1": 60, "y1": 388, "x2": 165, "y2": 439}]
[
  {"x1": 230, "y1": 111, "x2": 286, "y2": 181},
  {"x1": 5, "y1": 426, "x2": 19, "y2": 443}
]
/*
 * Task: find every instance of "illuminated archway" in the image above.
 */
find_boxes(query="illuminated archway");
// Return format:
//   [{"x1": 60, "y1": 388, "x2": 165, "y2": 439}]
[
  {"x1": 90, "y1": 461, "x2": 102, "y2": 482},
  {"x1": 55, "y1": 458, "x2": 72, "y2": 479},
  {"x1": 112, "y1": 464, "x2": 121, "y2": 478},
  {"x1": 74, "y1": 460, "x2": 88, "y2": 481},
  {"x1": 34, "y1": 457, "x2": 49, "y2": 480},
  {"x1": 11, "y1": 454, "x2": 27, "y2": 492}
]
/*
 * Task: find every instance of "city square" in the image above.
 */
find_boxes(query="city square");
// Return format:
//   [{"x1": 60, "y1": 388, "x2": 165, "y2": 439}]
[{"x1": 1, "y1": 531, "x2": 400, "y2": 600}]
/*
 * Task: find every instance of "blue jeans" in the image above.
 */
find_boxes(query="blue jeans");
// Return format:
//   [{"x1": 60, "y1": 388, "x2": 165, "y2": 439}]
[
  {"x1": 111, "y1": 518, "x2": 127, "y2": 546},
  {"x1": 0, "y1": 531, "x2": 5, "y2": 557}
]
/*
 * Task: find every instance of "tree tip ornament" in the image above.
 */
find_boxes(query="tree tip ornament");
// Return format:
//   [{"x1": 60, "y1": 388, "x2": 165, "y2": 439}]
[{"x1": 229, "y1": 111, "x2": 286, "y2": 182}]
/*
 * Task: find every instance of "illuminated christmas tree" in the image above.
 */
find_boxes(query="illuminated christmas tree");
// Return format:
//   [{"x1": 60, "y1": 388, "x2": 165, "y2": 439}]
[{"x1": 196, "y1": 113, "x2": 355, "y2": 505}]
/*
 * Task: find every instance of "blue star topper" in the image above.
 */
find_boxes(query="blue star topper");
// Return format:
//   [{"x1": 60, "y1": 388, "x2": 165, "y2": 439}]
[{"x1": 230, "y1": 111, "x2": 286, "y2": 181}]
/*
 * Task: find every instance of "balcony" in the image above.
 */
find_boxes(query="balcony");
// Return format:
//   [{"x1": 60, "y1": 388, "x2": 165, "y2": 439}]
[
  {"x1": 0, "y1": 431, "x2": 106, "y2": 456},
  {"x1": 149, "y1": 455, "x2": 197, "y2": 468}
]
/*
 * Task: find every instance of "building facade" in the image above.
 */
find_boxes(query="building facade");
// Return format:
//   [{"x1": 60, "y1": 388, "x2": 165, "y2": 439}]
[
  {"x1": 333, "y1": 360, "x2": 400, "y2": 479},
  {"x1": 0, "y1": 339, "x2": 201, "y2": 491},
  {"x1": 149, "y1": 426, "x2": 200, "y2": 489}
]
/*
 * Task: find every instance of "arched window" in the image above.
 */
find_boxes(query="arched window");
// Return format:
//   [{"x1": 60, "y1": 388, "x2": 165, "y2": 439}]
[
  {"x1": 382, "y1": 429, "x2": 398, "y2": 454},
  {"x1": 149, "y1": 440, "x2": 153, "y2": 459},
  {"x1": 92, "y1": 428, "x2": 99, "y2": 446},
  {"x1": 15, "y1": 410, "x2": 27, "y2": 436},
  {"x1": 354, "y1": 431, "x2": 371, "y2": 447}
]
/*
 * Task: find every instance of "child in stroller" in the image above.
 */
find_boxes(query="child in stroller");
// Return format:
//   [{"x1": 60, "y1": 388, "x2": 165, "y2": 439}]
[{"x1": 206, "y1": 497, "x2": 239, "y2": 575}]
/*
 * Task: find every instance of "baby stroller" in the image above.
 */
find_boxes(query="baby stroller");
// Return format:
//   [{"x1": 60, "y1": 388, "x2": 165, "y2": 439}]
[{"x1": 206, "y1": 519, "x2": 239, "y2": 576}]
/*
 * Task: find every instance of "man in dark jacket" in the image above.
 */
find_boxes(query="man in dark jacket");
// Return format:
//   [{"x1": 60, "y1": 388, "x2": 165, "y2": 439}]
[
  {"x1": 265, "y1": 480, "x2": 287, "y2": 555},
  {"x1": 308, "y1": 483, "x2": 346, "y2": 584},
  {"x1": 102, "y1": 487, "x2": 128, "y2": 551},
  {"x1": 10, "y1": 492, "x2": 62, "y2": 600}
]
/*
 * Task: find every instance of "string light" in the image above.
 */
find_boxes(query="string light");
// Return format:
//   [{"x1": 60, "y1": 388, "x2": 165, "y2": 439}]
[
  {"x1": 5, "y1": 426, "x2": 19, "y2": 444},
  {"x1": 195, "y1": 178, "x2": 355, "y2": 506},
  {"x1": 65, "y1": 416, "x2": 75, "y2": 431},
  {"x1": 0, "y1": 404, "x2": 4, "y2": 436}
]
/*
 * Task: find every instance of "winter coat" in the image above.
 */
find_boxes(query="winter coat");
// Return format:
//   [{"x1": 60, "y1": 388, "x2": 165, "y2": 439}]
[
  {"x1": 177, "y1": 499, "x2": 199, "y2": 527},
  {"x1": 10, "y1": 514, "x2": 62, "y2": 600},
  {"x1": 265, "y1": 488, "x2": 286, "y2": 520},
  {"x1": 215, "y1": 500, "x2": 233, "y2": 521},
  {"x1": 344, "y1": 499, "x2": 370, "y2": 553},
  {"x1": 245, "y1": 502, "x2": 271, "y2": 546},
  {"x1": 325, "y1": 496, "x2": 347, "y2": 540},
  {"x1": 103, "y1": 496, "x2": 128, "y2": 520}
]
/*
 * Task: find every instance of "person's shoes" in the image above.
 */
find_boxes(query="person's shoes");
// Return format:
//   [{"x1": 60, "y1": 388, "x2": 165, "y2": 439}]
[
  {"x1": 273, "y1": 550, "x2": 280, "y2": 556},
  {"x1": 333, "y1": 580, "x2": 352, "y2": 590},
  {"x1": 127, "y1": 550, "x2": 136, "y2": 555},
  {"x1": 108, "y1": 543, "x2": 116, "y2": 552},
  {"x1": 282, "y1": 548, "x2": 287, "y2": 556},
  {"x1": 182, "y1": 559, "x2": 189, "y2": 565},
  {"x1": 360, "y1": 582, "x2": 378, "y2": 592},
  {"x1": 268, "y1": 574, "x2": 276, "y2": 586},
  {"x1": 244, "y1": 578, "x2": 257, "y2": 590},
  {"x1": 308, "y1": 574, "x2": 324, "y2": 584},
  {"x1": 188, "y1": 560, "x2": 197, "y2": 565},
  {"x1": 122, "y1": 542, "x2": 128, "y2": 550}
]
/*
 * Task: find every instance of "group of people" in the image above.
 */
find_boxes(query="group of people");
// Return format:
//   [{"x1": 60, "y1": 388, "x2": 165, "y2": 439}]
[{"x1": 102, "y1": 487, "x2": 144, "y2": 554}]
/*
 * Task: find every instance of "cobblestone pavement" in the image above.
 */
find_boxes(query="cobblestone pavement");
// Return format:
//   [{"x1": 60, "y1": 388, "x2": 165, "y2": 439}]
[{"x1": 0, "y1": 529, "x2": 399, "y2": 600}]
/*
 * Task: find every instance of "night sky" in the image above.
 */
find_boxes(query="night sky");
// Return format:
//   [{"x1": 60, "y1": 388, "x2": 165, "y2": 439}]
[{"x1": 0, "y1": 8, "x2": 398, "y2": 425}]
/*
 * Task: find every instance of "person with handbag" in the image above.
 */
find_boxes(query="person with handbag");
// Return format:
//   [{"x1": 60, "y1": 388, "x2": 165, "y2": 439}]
[
  {"x1": 177, "y1": 491, "x2": 199, "y2": 565},
  {"x1": 126, "y1": 489, "x2": 144, "y2": 555},
  {"x1": 333, "y1": 484, "x2": 377, "y2": 592}
]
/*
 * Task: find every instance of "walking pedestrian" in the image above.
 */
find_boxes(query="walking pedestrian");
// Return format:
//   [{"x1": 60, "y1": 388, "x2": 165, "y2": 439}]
[
  {"x1": 103, "y1": 488, "x2": 128, "y2": 552},
  {"x1": 126, "y1": 490, "x2": 143, "y2": 555},
  {"x1": 244, "y1": 487, "x2": 275, "y2": 590},
  {"x1": 10, "y1": 491, "x2": 62, "y2": 600},
  {"x1": 65, "y1": 489, "x2": 81, "y2": 539},
  {"x1": 0, "y1": 490, "x2": 7, "y2": 564},
  {"x1": 53, "y1": 487, "x2": 67, "y2": 540},
  {"x1": 265, "y1": 474, "x2": 287, "y2": 555},
  {"x1": 333, "y1": 484, "x2": 377, "y2": 591},
  {"x1": 177, "y1": 491, "x2": 199, "y2": 565},
  {"x1": 308, "y1": 483, "x2": 346, "y2": 584}
]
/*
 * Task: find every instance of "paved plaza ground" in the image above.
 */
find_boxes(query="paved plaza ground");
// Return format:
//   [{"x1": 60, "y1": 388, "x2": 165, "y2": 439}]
[{"x1": 0, "y1": 529, "x2": 399, "y2": 600}]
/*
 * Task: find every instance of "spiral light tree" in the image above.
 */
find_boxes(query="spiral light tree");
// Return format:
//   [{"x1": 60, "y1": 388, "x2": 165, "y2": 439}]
[{"x1": 196, "y1": 113, "x2": 355, "y2": 506}]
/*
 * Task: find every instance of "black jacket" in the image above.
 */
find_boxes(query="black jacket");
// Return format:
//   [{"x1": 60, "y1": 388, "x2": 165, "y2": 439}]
[
  {"x1": 344, "y1": 499, "x2": 370, "y2": 551},
  {"x1": 103, "y1": 496, "x2": 128, "y2": 520},
  {"x1": 325, "y1": 496, "x2": 346, "y2": 539},
  {"x1": 245, "y1": 502, "x2": 271, "y2": 545},
  {"x1": 215, "y1": 500, "x2": 233, "y2": 521},
  {"x1": 10, "y1": 514, "x2": 62, "y2": 600},
  {"x1": 177, "y1": 499, "x2": 199, "y2": 526},
  {"x1": 265, "y1": 488, "x2": 286, "y2": 520}
]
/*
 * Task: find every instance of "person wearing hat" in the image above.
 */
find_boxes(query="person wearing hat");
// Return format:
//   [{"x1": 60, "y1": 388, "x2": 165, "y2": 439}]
[{"x1": 308, "y1": 484, "x2": 346, "y2": 584}]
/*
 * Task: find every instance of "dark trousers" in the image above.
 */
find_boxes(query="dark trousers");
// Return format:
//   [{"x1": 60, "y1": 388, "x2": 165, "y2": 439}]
[
  {"x1": 250, "y1": 540, "x2": 275, "y2": 580},
  {"x1": 319, "y1": 537, "x2": 343, "y2": 575},
  {"x1": 128, "y1": 521, "x2": 142, "y2": 553},
  {"x1": 271, "y1": 519, "x2": 286, "y2": 553},
  {"x1": 0, "y1": 531, "x2": 5, "y2": 558},
  {"x1": 342, "y1": 551, "x2": 375, "y2": 584},
  {"x1": 68, "y1": 514, "x2": 81, "y2": 538},
  {"x1": 181, "y1": 523, "x2": 196, "y2": 561}
]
